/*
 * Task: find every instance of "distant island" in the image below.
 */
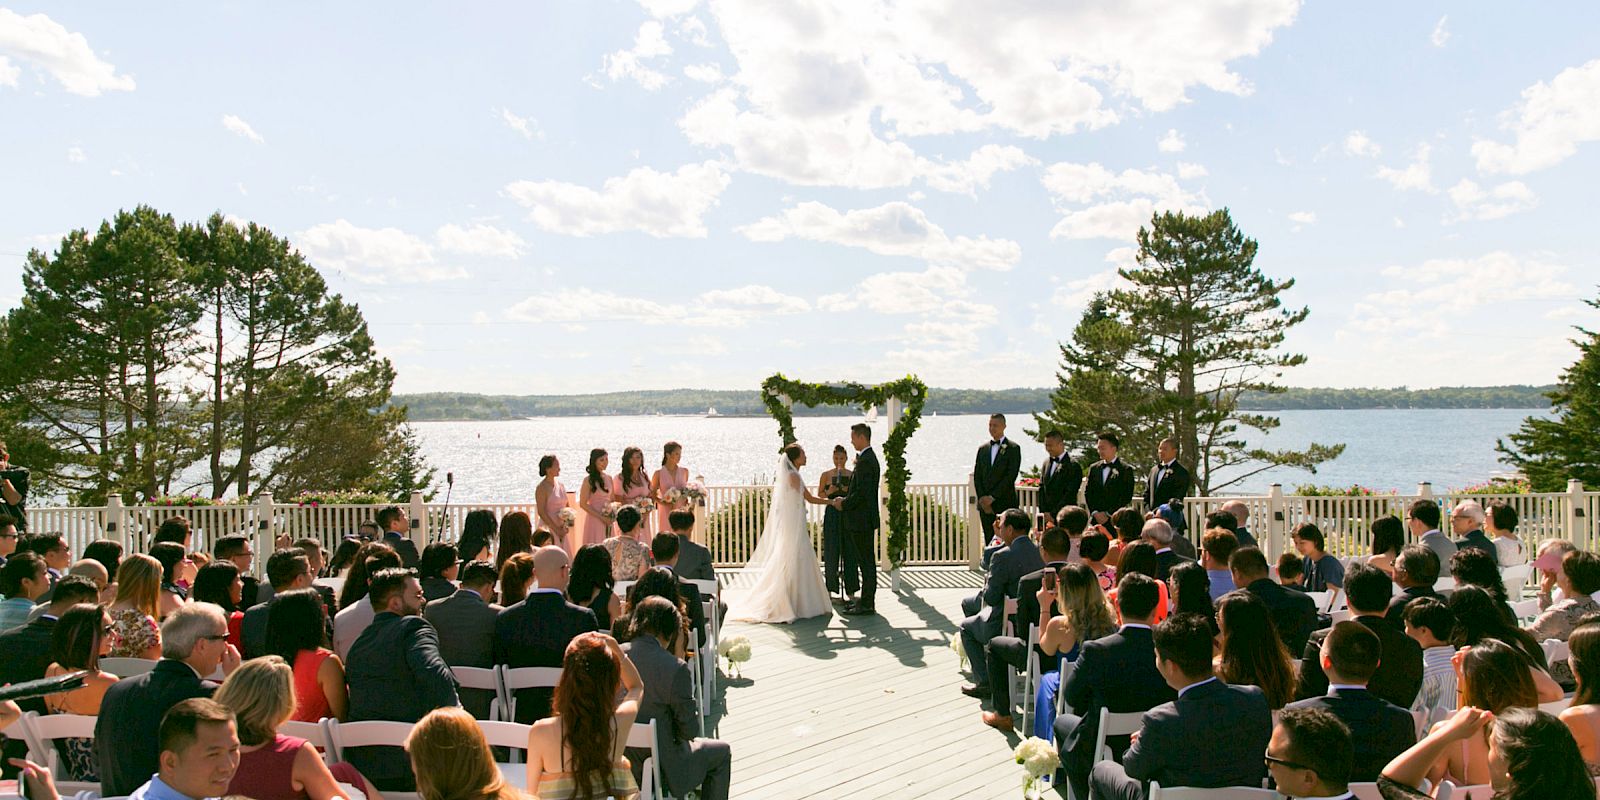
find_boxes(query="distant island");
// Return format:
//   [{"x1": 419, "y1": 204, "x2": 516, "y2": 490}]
[{"x1": 393, "y1": 385, "x2": 1556, "y2": 420}]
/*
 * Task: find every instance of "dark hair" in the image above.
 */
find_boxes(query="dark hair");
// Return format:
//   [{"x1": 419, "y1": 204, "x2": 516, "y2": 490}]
[
  {"x1": 293, "y1": 536, "x2": 320, "y2": 554},
  {"x1": 667, "y1": 510, "x2": 694, "y2": 533},
  {"x1": 567, "y1": 545, "x2": 614, "y2": 605},
  {"x1": 1461, "y1": 637, "x2": 1539, "y2": 712},
  {"x1": 153, "y1": 516, "x2": 191, "y2": 546},
  {"x1": 850, "y1": 423, "x2": 871, "y2": 442},
  {"x1": 1394, "y1": 544, "x2": 1441, "y2": 585},
  {"x1": 458, "y1": 510, "x2": 497, "y2": 566},
  {"x1": 661, "y1": 441, "x2": 681, "y2": 465},
  {"x1": 0, "y1": 551, "x2": 42, "y2": 596},
  {"x1": 611, "y1": 505, "x2": 640, "y2": 536},
  {"x1": 50, "y1": 575, "x2": 99, "y2": 607},
  {"x1": 1154, "y1": 612, "x2": 1215, "y2": 678},
  {"x1": 1343, "y1": 563, "x2": 1393, "y2": 614},
  {"x1": 552, "y1": 632, "x2": 626, "y2": 800},
  {"x1": 1276, "y1": 707, "x2": 1354, "y2": 789},
  {"x1": 192, "y1": 561, "x2": 241, "y2": 613},
  {"x1": 1369, "y1": 516, "x2": 1405, "y2": 556},
  {"x1": 418, "y1": 542, "x2": 458, "y2": 581},
  {"x1": 368, "y1": 567, "x2": 417, "y2": 609},
  {"x1": 498, "y1": 554, "x2": 536, "y2": 606},
  {"x1": 586, "y1": 449, "x2": 608, "y2": 494},
  {"x1": 496, "y1": 512, "x2": 534, "y2": 571},
  {"x1": 1117, "y1": 540, "x2": 1159, "y2": 580},
  {"x1": 1043, "y1": 429, "x2": 1064, "y2": 442},
  {"x1": 264, "y1": 549, "x2": 309, "y2": 591},
  {"x1": 1057, "y1": 506, "x2": 1089, "y2": 536},
  {"x1": 1564, "y1": 551, "x2": 1600, "y2": 596},
  {"x1": 50, "y1": 603, "x2": 107, "y2": 671},
  {"x1": 531, "y1": 530, "x2": 556, "y2": 548},
  {"x1": 782, "y1": 443, "x2": 804, "y2": 464},
  {"x1": 265, "y1": 587, "x2": 330, "y2": 664},
  {"x1": 1079, "y1": 532, "x2": 1110, "y2": 562},
  {"x1": 376, "y1": 506, "x2": 405, "y2": 531},
  {"x1": 1039, "y1": 527, "x2": 1071, "y2": 558},
  {"x1": 619, "y1": 447, "x2": 645, "y2": 491},
  {"x1": 1489, "y1": 501, "x2": 1519, "y2": 533},
  {"x1": 1324, "y1": 620, "x2": 1381, "y2": 683},
  {"x1": 1276, "y1": 552, "x2": 1304, "y2": 581},
  {"x1": 1292, "y1": 522, "x2": 1325, "y2": 551},
  {"x1": 338, "y1": 542, "x2": 399, "y2": 610},
  {"x1": 1403, "y1": 597, "x2": 1455, "y2": 643},
  {"x1": 0, "y1": 514, "x2": 14, "y2": 530},
  {"x1": 23, "y1": 532, "x2": 64, "y2": 558},
  {"x1": 326, "y1": 538, "x2": 362, "y2": 576},
  {"x1": 1168, "y1": 561, "x2": 1214, "y2": 621},
  {"x1": 627, "y1": 567, "x2": 690, "y2": 626},
  {"x1": 989, "y1": 413, "x2": 1006, "y2": 424},
  {"x1": 459, "y1": 559, "x2": 499, "y2": 589},
  {"x1": 1492, "y1": 707, "x2": 1597, "y2": 800},
  {"x1": 1096, "y1": 431, "x2": 1120, "y2": 449},
  {"x1": 1452, "y1": 548, "x2": 1509, "y2": 604},
  {"x1": 1000, "y1": 508, "x2": 1031, "y2": 535},
  {"x1": 1201, "y1": 528, "x2": 1239, "y2": 565},
  {"x1": 1116, "y1": 572, "x2": 1161, "y2": 620},
  {"x1": 1204, "y1": 510, "x2": 1238, "y2": 532},
  {"x1": 538, "y1": 454, "x2": 557, "y2": 477},
  {"x1": 1111, "y1": 508, "x2": 1143, "y2": 542},
  {"x1": 1407, "y1": 499, "x2": 1441, "y2": 530},
  {"x1": 159, "y1": 698, "x2": 235, "y2": 757},
  {"x1": 1570, "y1": 622, "x2": 1600, "y2": 707},
  {"x1": 630, "y1": 595, "x2": 682, "y2": 650},
  {"x1": 1229, "y1": 546, "x2": 1269, "y2": 578},
  {"x1": 1450, "y1": 586, "x2": 1548, "y2": 670},
  {"x1": 149, "y1": 541, "x2": 188, "y2": 585},
  {"x1": 82, "y1": 539, "x2": 124, "y2": 581},
  {"x1": 1216, "y1": 590, "x2": 1296, "y2": 708},
  {"x1": 650, "y1": 533, "x2": 680, "y2": 563},
  {"x1": 212, "y1": 535, "x2": 249, "y2": 561}
]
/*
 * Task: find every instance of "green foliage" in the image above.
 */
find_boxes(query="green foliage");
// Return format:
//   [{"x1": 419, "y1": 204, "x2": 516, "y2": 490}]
[
  {"x1": 759, "y1": 374, "x2": 929, "y2": 567},
  {"x1": 288, "y1": 489, "x2": 391, "y2": 506},
  {"x1": 1452, "y1": 478, "x2": 1534, "y2": 495},
  {"x1": 1293, "y1": 484, "x2": 1397, "y2": 497},
  {"x1": 1498, "y1": 294, "x2": 1600, "y2": 492}
]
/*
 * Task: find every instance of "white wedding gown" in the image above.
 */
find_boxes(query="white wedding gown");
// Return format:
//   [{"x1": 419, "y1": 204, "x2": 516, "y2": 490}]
[{"x1": 728, "y1": 456, "x2": 833, "y2": 623}]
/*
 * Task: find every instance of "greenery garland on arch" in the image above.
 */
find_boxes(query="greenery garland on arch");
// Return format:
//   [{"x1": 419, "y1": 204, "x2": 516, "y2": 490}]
[{"x1": 759, "y1": 373, "x2": 929, "y2": 567}]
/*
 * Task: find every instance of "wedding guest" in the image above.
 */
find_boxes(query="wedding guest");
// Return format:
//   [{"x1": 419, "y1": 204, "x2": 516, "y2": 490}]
[
  {"x1": 152, "y1": 515, "x2": 192, "y2": 548},
  {"x1": 1403, "y1": 598, "x2": 1459, "y2": 720},
  {"x1": 107, "y1": 553, "x2": 165, "y2": 659},
  {"x1": 1277, "y1": 551, "x2": 1305, "y2": 587},
  {"x1": 337, "y1": 542, "x2": 398, "y2": 613},
  {"x1": 495, "y1": 546, "x2": 600, "y2": 724},
  {"x1": 43, "y1": 604, "x2": 119, "y2": 782},
  {"x1": 1378, "y1": 706, "x2": 1593, "y2": 800},
  {"x1": 569, "y1": 544, "x2": 622, "y2": 631},
  {"x1": 1293, "y1": 522, "x2": 1344, "y2": 592},
  {"x1": 0, "y1": 514, "x2": 13, "y2": 568},
  {"x1": 1028, "y1": 563, "x2": 1117, "y2": 738},
  {"x1": 818, "y1": 444, "x2": 857, "y2": 600},
  {"x1": 424, "y1": 559, "x2": 501, "y2": 720},
  {"x1": 535, "y1": 455, "x2": 571, "y2": 547},
  {"x1": 333, "y1": 544, "x2": 401, "y2": 660},
  {"x1": 1265, "y1": 708, "x2": 1356, "y2": 800},
  {"x1": 375, "y1": 505, "x2": 420, "y2": 568},
  {"x1": 630, "y1": 563, "x2": 705, "y2": 652},
  {"x1": 81, "y1": 538, "x2": 124, "y2": 585},
  {"x1": 496, "y1": 510, "x2": 535, "y2": 571},
  {"x1": 1450, "y1": 500, "x2": 1498, "y2": 565},
  {"x1": 1167, "y1": 561, "x2": 1215, "y2": 633},
  {"x1": 1425, "y1": 638, "x2": 1540, "y2": 787},
  {"x1": 1141, "y1": 518, "x2": 1191, "y2": 582},
  {"x1": 1560, "y1": 621, "x2": 1600, "y2": 765},
  {"x1": 666, "y1": 510, "x2": 715, "y2": 582},
  {"x1": 624, "y1": 597, "x2": 731, "y2": 800},
  {"x1": 615, "y1": 447, "x2": 655, "y2": 537},
  {"x1": 603, "y1": 505, "x2": 651, "y2": 582},
  {"x1": 527, "y1": 632, "x2": 642, "y2": 800},
  {"x1": 1452, "y1": 547, "x2": 1514, "y2": 619},
  {"x1": 1489, "y1": 501, "x2": 1527, "y2": 567},
  {"x1": 1407, "y1": 499, "x2": 1455, "y2": 578},
  {"x1": 1079, "y1": 531, "x2": 1116, "y2": 591},
  {"x1": 407, "y1": 707, "x2": 523, "y2": 800},
  {"x1": 532, "y1": 529, "x2": 557, "y2": 547},
  {"x1": 1537, "y1": 538, "x2": 1582, "y2": 610},
  {"x1": 0, "y1": 551, "x2": 47, "y2": 630},
  {"x1": 959, "y1": 509, "x2": 1043, "y2": 700},
  {"x1": 1057, "y1": 505, "x2": 1091, "y2": 561},
  {"x1": 1216, "y1": 590, "x2": 1298, "y2": 709},
  {"x1": 1233, "y1": 546, "x2": 1318, "y2": 654},
  {"x1": 265, "y1": 587, "x2": 348, "y2": 722},
  {"x1": 191, "y1": 561, "x2": 245, "y2": 646},
  {"x1": 458, "y1": 509, "x2": 497, "y2": 569},
  {"x1": 215, "y1": 656, "x2": 356, "y2": 800},
  {"x1": 1199, "y1": 527, "x2": 1238, "y2": 600},
  {"x1": 212, "y1": 535, "x2": 260, "y2": 610},
  {"x1": 973, "y1": 414, "x2": 1021, "y2": 535},
  {"x1": 1106, "y1": 507, "x2": 1143, "y2": 568},
  {"x1": 981, "y1": 527, "x2": 1072, "y2": 731},
  {"x1": 1221, "y1": 501, "x2": 1258, "y2": 549},
  {"x1": 149, "y1": 541, "x2": 194, "y2": 618},
  {"x1": 1387, "y1": 544, "x2": 1443, "y2": 624},
  {"x1": 243, "y1": 548, "x2": 315, "y2": 659},
  {"x1": 652, "y1": 441, "x2": 692, "y2": 533},
  {"x1": 1106, "y1": 541, "x2": 1168, "y2": 624},
  {"x1": 1449, "y1": 587, "x2": 1562, "y2": 702},
  {"x1": 1296, "y1": 563, "x2": 1424, "y2": 709},
  {"x1": 125, "y1": 699, "x2": 240, "y2": 800},
  {"x1": 29, "y1": 559, "x2": 106, "y2": 617},
  {"x1": 1084, "y1": 432, "x2": 1135, "y2": 519},
  {"x1": 1527, "y1": 549, "x2": 1600, "y2": 687},
  {"x1": 498, "y1": 552, "x2": 536, "y2": 606},
  {"x1": 579, "y1": 449, "x2": 615, "y2": 548},
  {"x1": 325, "y1": 538, "x2": 362, "y2": 578},
  {"x1": 417, "y1": 542, "x2": 459, "y2": 602},
  {"x1": 1366, "y1": 515, "x2": 1406, "y2": 577},
  {"x1": 1284, "y1": 621, "x2": 1417, "y2": 783},
  {"x1": 357, "y1": 520, "x2": 382, "y2": 542}
]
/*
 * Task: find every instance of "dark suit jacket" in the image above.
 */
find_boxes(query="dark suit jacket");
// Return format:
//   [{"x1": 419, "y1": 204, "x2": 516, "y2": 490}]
[
  {"x1": 1014, "y1": 561, "x2": 1070, "y2": 649},
  {"x1": 1295, "y1": 615, "x2": 1423, "y2": 709},
  {"x1": 95, "y1": 659, "x2": 218, "y2": 796},
  {"x1": 1142, "y1": 461, "x2": 1192, "y2": 509},
  {"x1": 345, "y1": 612, "x2": 461, "y2": 790},
  {"x1": 674, "y1": 538, "x2": 716, "y2": 582},
  {"x1": 1037, "y1": 456, "x2": 1083, "y2": 520},
  {"x1": 623, "y1": 636, "x2": 707, "y2": 796},
  {"x1": 1243, "y1": 577, "x2": 1319, "y2": 654},
  {"x1": 1121, "y1": 679, "x2": 1272, "y2": 791},
  {"x1": 1286, "y1": 687, "x2": 1417, "y2": 782},
  {"x1": 383, "y1": 531, "x2": 421, "y2": 568},
  {"x1": 841, "y1": 448, "x2": 880, "y2": 532},
  {"x1": 424, "y1": 587, "x2": 502, "y2": 719},
  {"x1": 1084, "y1": 459, "x2": 1135, "y2": 515},
  {"x1": 241, "y1": 584, "x2": 337, "y2": 659},
  {"x1": 1386, "y1": 585, "x2": 1442, "y2": 625},
  {"x1": 1059, "y1": 626, "x2": 1176, "y2": 755},
  {"x1": 238, "y1": 574, "x2": 262, "y2": 611},
  {"x1": 1233, "y1": 526, "x2": 1258, "y2": 549},
  {"x1": 494, "y1": 591, "x2": 600, "y2": 723},
  {"x1": 673, "y1": 572, "x2": 709, "y2": 648},
  {"x1": 1455, "y1": 529, "x2": 1498, "y2": 566},
  {"x1": 0, "y1": 616, "x2": 56, "y2": 714},
  {"x1": 974, "y1": 438, "x2": 1022, "y2": 513},
  {"x1": 982, "y1": 536, "x2": 1045, "y2": 637},
  {"x1": 1155, "y1": 549, "x2": 1194, "y2": 582}
]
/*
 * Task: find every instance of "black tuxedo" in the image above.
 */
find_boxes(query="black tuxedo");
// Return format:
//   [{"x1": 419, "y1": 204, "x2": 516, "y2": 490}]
[
  {"x1": 974, "y1": 438, "x2": 1022, "y2": 531},
  {"x1": 494, "y1": 590, "x2": 600, "y2": 723},
  {"x1": 1090, "y1": 679, "x2": 1272, "y2": 800},
  {"x1": 1037, "y1": 455, "x2": 1082, "y2": 520},
  {"x1": 383, "y1": 531, "x2": 420, "y2": 568},
  {"x1": 1295, "y1": 615, "x2": 1423, "y2": 709},
  {"x1": 1054, "y1": 625, "x2": 1176, "y2": 800},
  {"x1": 95, "y1": 659, "x2": 218, "y2": 796},
  {"x1": 1142, "y1": 460, "x2": 1191, "y2": 510},
  {"x1": 841, "y1": 447, "x2": 881, "y2": 605},
  {"x1": 1243, "y1": 577, "x2": 1319, "y2": 654},
  {"x1": 1084, "y1": 458, "x2": 1136, "y2": 516},
  {"x1": 1286, "y1": 687, "x2": 1417, "y2": 783}
]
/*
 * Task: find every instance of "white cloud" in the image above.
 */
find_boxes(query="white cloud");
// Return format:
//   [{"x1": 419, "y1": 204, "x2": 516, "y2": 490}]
[
  {"x1": 1472, "y1": 58, "x2": 1600, "y2": 175},
  {"x1": 1050, "y1": 266, "x2": 1127, "y2": 313},
  {"x1": 1343, "y1": 130, "x2": 1381, "y2": 158},
  {"x1": 0, "y1": 9, "x2": 134, "y2": 96},
  {"x1": 1288, "y1": 210, "x2": 1316, "y2": 224},
  {"x1": 504, "y1": 283, "x2": 807, "y2": 328},
  {"x1": 504, "y1": 161, "x2": 731, "y2": 238},
  {"x1": 296, "y1": 220, "x2": 466, "y2": 285},
  {"x1": 65, "y1": 146, "x2": 85, "y2": 163},
  {"x1": 639, "y1": 0, "x2": 700, "y2": 17},
  {"x1": 683, "y1": 63, "x2": 723, "y2": 83},
  {"x1": 737, "y1": 201, "x2": 1021, "y2": 271},
  {"x1": 698, "y1": 284, "x2": 811, "y2": 311},
  {"x1": 816, "y1": 265, "x2": 998, "y2": 364},
  {"x1": 1176, "y1": 162, "x2": 1208, "y2": 179},
  {"x1": 1430, "y1": 16, "x2": 1450, "y2": 47},
  {"x1": 920, "y1": 144, "x2": 1037, "y2": 195},
  {"x1": 1157, "y1": 129, "x2": 1186, "y2": 153},
  {"x1": 1346, "y1": 252, "x2": 1577, "y2": 338},
  {"x1": 1041, "y1": 161, "x2": 1207, "y2": 241},
  {"x1": 434, "y1": 223, "x2": 527, "y2": 258},
  {"x1": 496, "y1": 107, "x2": 542, "y2": 140},
  {"x1": 221, "y1": 114, "x2": 264, "y2": 144},
  {"x1": 602, "y1": 20, "x2": 673, "y2": 90},
  {"x1": 1374, "y1": 143, "x2": 1435, "y2": 192},
  {"x1": 1447, "y1": 179, "x2": 1539, "y2": 222}
]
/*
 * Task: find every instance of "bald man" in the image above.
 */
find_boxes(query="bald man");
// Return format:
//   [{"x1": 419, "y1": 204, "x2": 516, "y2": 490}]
[
  {"x1": 30, "y1": 559, "x2": 109, "y2": 616},
  {"x1": 1222, "y1": 501, "x2": 1257, "y2": 549},
  {"x1": 494, "y1": 546, "x2": 599, "y2": 722}
]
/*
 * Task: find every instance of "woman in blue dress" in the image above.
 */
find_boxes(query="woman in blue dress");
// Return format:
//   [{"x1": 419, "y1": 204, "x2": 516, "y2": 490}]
[{"x1": 1033, "y1": 562, "x2": 1119, "y2": 739}]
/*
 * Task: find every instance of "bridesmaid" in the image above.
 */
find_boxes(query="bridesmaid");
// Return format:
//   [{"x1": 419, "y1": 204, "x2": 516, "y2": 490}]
[
  {"x1": 578, "y1": 449, "x2": 614, "y2": 547},
  {"x1": 615, "y1": 446, "x2": 654, "y2": 536},
  {"x1": 650, "y1": 441, "x2": 690, "y2": 533},
  {"x1": 535, "y1": 454, "x2": 571, "y2": 551}
]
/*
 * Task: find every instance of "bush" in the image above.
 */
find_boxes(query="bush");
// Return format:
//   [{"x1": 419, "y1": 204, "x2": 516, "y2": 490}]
[
  {"x1": 1453, "y1": 478, "x2": 1533, "y2": 495},
  {"x1": 291, "y1": 489, "x2": 391, "y2": 506},
  {"x1": 1293, "y1": 484, "x2": 1396, "y2": 497}
]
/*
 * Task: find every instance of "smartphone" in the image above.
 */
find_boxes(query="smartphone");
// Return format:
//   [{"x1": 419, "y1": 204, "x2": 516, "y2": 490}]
[
  {"x1": 1042, "y1": 570, "x2": 1057, "y2": 591},
  {"x1": 1036, "y1": 512, "x2": 1050, "y2": 532}
]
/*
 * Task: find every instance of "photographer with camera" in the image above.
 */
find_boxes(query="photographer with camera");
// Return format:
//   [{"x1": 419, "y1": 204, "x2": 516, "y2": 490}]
[{"x1": 0, "y1": 442, "x2": 26, "y2": 534}]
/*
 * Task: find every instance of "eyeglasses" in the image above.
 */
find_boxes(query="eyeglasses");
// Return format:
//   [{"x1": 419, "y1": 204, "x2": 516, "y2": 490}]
[
  {"x1": 1263, "y1": 753, "x2": 1315, "y2": 773},
  {"x1": 200, "y1": 633, "x2": 230, "y2": 641},
  {"x1": 0, "y1": 532, "x2": 15, "y2": 540}
]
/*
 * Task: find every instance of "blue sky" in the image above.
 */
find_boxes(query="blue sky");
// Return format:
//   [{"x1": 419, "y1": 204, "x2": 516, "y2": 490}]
[{"x1": 2, "y1": 1, "x2": 1597, "y2": 394}]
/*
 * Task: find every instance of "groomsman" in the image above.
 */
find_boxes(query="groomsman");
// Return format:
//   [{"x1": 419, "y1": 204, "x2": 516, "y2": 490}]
[
  {"x1": 1036, "y1": 430, "x2": 1082, "y2": 522},
  {"x1": 1084, "y1": 431, "x2": 1135, "y2": 519},
  {"x1": 973, "y1": 413, "x2": 1022, "y2": 535},
  {"x1": 1143, "y1": 437, "x2": 1192, "y2": 510}
]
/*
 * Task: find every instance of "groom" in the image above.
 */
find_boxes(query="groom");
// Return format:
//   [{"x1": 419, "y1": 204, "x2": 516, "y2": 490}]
[{"x1": 831, "y1": 422, "x2": 880, "y2": 616}]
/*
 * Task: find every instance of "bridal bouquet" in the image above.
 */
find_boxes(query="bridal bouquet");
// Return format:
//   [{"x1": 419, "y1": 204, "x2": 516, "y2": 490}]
[
  {"x1": 1013, "y1": 737, "x2": 1060, "y2": 799},
  {"x1": 951, "y1": 636, "x2": 967, "y2": 669},
  {"x1": 717, "y1": 634, "x2": 753, "y2": 677},
  {"x1": 557, "y1": 508, "x2": 577, "y2": 528},
  {"x1": 602, "y1": 501, "x2": 622, "y2": 522},
  {"x1": 635, "y1": 497, "x2": 657, "y2": 515}
]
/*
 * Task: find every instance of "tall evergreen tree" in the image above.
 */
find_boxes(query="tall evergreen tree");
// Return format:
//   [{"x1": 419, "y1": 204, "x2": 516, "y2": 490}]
[{"x1": 1498, "y1": 292, "x2": 1600, "y2": 491}]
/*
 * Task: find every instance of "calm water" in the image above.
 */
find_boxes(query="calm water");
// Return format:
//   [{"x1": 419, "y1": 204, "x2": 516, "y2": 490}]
[{"x1": 412, "y1": 408, "x2": 1545, "y2": 501}]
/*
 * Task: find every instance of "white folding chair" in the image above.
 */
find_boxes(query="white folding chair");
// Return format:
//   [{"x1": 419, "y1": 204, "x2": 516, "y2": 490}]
[
  {"x1": 697, "y1": 597, "x2": 718, "y2": 709},
  {"x1": 686, "y1": 577, "x2": 721, "y2": 647},
  {"x1": 99, "y1": 657, "x2": 158, "y2": 677},
  {"x1": 625, "y1": 719, "x2": 664, "y2": 800},
  {"x1": 1329, "y1": 608, "x2": 1355, "y2": 624},
  {"x1": 1002, "y1": 597, "x2": 1019, "y2": 637},
  {"x1": 497, "y1": 666, "x2": 562, "y2": 723},
  {"x1": 1502, "y1": 563, "x2": 1532, "y2": 600},
  {"x1": 615, "y1": 580, "x2": 637, "y2": 600},
  {"x1": 1055, "y1": 661, "x2": 1076, "y2": 718},
  {"x1": 1147, "y1": 781, "x2": 1281, "y2": 798},
  {"x1": 325, "y1": 719, "x2": 421, "y2": 800},
  {"x1": 1434, "y1": 576, "x2": 1456, "y2": 594},
  {"x1": 278, "y1": 718, "x2": 335, "y2": 766},
  {"x1": 1510, "y1": 597, "x2": 1541, "y2": 623},
  {"x1": 1323, "y1": 587, "x2": 1346, "y2": 613},
  {"x1": 1444, "y1": 782, "x2": 1494, "y2": 799},
  {"x1": 1543, "y1": 638, "x2": 1572, "y2": 671},
  {"x1": 1303, "y1": 592, "x2": 1330, "y2": 614},
  {"x1": 1018, "y1": 624, "x2": 1039, "y2": 732},
  {"x1": 315, "y1": 576, "x2": 346, "y2": 596},
  {"x1": 19, "y1": 712, "x2": 100, "y2": 795},
  {"x1": 1092, "y1": 708, "x2": 1146, "y2": 764},
  {"x1": 451, "y1": 665, "x2": 504, "y2": 720},
  {"x1": 1540, "y1": 693, "x2": 1575, "y2": 715},
  {"x1": 474, "y1": 719, "x2": 532, "y2": 788}
]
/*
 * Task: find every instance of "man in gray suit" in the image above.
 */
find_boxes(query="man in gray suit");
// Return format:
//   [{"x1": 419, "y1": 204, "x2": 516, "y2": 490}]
[
  {"x1": 960, "y1": 508, "x2": 1045, "y2": 699},
  {"x1": 624, "y1": 596, "x2": 731, "y2": 800},
  {"x1": 1407, "y1": 499, "x2": 1455, "y2": 578},
  {"x1": 666, "y1": 510, "x2": 714, "y2": 581},
  {"x1": 423, "y1": 559, "x2": 501, "y2": 719}
]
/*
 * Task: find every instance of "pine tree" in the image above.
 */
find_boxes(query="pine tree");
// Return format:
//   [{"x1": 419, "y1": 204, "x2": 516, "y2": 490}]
[{"x1": 1498, "y1": 293, "x2": 1600, "y2": 491}]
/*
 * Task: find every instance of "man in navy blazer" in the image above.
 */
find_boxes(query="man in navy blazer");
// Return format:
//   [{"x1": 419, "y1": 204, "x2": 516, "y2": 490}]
[
  {"x1": 1232, "y1": 546, "x2": 1319, "y2": 654},
  {"x1": 960, "y1": 509, "x2": 1044, "y2": 698},
  {"x1": 1090, "y1": 612, "x2": 1273, "y2": 800},
  {"x1": 1054, "y1": 574, "x2": 1176, "y2": 800},
  {"x1": 1295, "y1": 563, "x2": 1423, "y2": 709},
  {"x1": 376, "y1": 505, "x2": 421, "y2": 568},
  {"x1": 1285, "y1": 621, "x2": 1417, "y2": 783},
  {"x1": 494, "y1": 546, "x2": 600, "y2": 722}
]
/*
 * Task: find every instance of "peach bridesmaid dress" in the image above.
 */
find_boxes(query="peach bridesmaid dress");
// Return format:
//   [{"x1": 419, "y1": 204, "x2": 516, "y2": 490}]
[
  {"x1": 581, "y1": 473, "x2": 615, "y2": 547},
  {"x1": 654, "y1": 466, "x2": 690, "y2": 531},
  {"x1": 617, "y1": 468, "x2": 654, "y2": 536}
]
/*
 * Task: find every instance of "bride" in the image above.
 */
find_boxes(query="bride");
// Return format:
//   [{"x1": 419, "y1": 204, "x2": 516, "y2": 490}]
[{"x1": 728, "y1": 443, "x2": 834, "y2": 623}]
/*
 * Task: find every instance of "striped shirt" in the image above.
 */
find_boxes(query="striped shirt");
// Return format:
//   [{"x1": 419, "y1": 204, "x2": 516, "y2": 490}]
[{"x1": 1411, "y1": 645, "x2": 1459, "y2": 722}]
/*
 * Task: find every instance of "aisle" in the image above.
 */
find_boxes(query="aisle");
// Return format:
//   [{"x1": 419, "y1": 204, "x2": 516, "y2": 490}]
[{"x1": 711, "y1": 568, "x2": 1033, "y2": 800}]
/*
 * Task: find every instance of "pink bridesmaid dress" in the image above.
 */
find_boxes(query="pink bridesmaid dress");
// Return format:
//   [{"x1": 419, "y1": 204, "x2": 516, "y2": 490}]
[
  {"x1": 654, "y1": 466, "x2": 689, "y2": 531},
  {"x1": 617, "y1": 469, "x2": 654, "y2": 536},
  {"x1": 581, "y1": 473, "x2": 614, "y2": 547},
  {"x1": 543, "y1": 480, "x2": 570, "y2": 550}
]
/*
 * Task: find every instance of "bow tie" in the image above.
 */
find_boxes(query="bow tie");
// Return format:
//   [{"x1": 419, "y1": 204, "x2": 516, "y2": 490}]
[{"x1": 992, "y1": 440, "x2": 1003, "y2": 446}]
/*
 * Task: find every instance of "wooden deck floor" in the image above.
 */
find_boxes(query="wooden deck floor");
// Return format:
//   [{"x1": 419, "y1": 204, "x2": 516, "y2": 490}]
[{"x1": 707, "y1": 568, "x2": 1037, "y2": 800}]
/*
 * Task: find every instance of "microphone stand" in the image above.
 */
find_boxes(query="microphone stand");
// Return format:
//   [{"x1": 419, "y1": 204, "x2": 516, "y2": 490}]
[{"x1": 436, "y1": 471, "x2": 454, "y2": 543}]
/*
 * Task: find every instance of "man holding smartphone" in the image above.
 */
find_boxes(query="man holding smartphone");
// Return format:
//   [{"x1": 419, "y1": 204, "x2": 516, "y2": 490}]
[{"x1": 978, "y1": 526, "x2": 1070, "y2": 731}]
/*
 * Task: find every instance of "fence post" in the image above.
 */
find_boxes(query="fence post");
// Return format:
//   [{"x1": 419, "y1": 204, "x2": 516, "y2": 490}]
[
  {"x1": 1569, "y1": 479, "x2": 1587, "y2": 549},
  {"x1": 1266, "y1": 484, "x2": 1285, "y2": 562},
  {"x1": 105, "y1": 494, "x2": 126, "y2": 552},
  {"x1": 409, "y1": 490, "x2": 428, "y2": 551},
  {"x1": 254, "y1": 492, "x2": 275, "y2": 580},
  {"x1": 966, "y1": 472, "x2": 983, "y2": 570},
  {"x1": 1417, "y1": 482, "x2": 1434, "y2": 504}
]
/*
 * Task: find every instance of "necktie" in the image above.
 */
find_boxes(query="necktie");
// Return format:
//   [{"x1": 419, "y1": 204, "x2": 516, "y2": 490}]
[{"x1": 1046, "y1": 458, "x2": 1056, "y2": 480}]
